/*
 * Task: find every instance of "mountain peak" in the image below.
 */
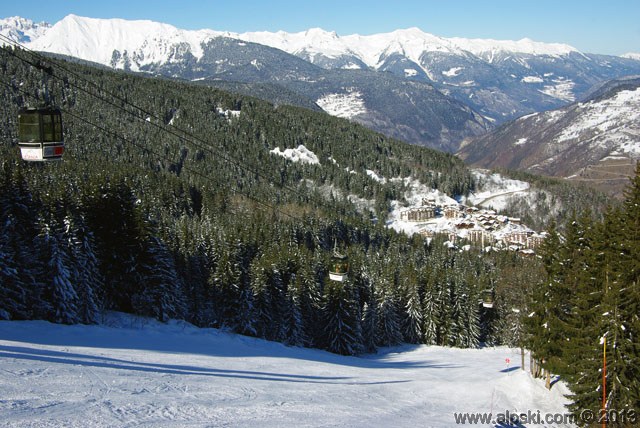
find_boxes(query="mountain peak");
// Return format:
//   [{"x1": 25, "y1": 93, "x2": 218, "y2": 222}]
[
  {"x1": 29, "y1": 14, "x2": 220, "y2": 71},
  {"x1": 304, "y1": 27, "x2": 338, "y2": 38},
  {"x1": 0, "y1": 16, "x2": 50, "y2": 44},
  {"x1": 449, "y1": 35, "x2": 579, "y2": 58}
]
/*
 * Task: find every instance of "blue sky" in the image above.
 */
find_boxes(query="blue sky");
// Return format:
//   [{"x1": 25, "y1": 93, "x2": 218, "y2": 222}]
[{"x1": 3, "y1": 0, "x2": 639, "y2": 55}]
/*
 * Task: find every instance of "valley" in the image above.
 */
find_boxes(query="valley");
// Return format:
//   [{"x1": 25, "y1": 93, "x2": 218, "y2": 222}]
[{"x1": 1, "y1": 9, "x2": 639, "y2": 426}]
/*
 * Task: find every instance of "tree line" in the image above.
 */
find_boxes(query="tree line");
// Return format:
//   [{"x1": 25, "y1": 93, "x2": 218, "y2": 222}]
[
  {"x1": 525, "y1": 163, "x2": 640, "y2": 425},
  {"x1": 1, "y1": 46, "x2": 634, "y2": 424}
]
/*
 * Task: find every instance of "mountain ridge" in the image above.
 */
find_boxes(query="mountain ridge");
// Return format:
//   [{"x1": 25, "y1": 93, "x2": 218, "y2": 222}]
[
  {"x1": 2, "y1": 14, "x2": 640, "y2": 153},
  {"x1": 457, "y1": 77, "x2": 640, "y2": 197}
]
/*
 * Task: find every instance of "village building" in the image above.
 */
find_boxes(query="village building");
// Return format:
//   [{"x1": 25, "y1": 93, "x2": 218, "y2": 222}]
[
  {"x1": 444, "y1": 205, "x2": 461, "y2": 219},
  {"x1": 400, "y1": 206, "x2": 436, "y2": 222}
]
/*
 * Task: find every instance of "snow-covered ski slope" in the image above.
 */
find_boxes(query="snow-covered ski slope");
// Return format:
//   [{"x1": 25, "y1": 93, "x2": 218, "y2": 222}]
[{"x1": 0, "y1": 313, "x2": 572, "y2": 427}]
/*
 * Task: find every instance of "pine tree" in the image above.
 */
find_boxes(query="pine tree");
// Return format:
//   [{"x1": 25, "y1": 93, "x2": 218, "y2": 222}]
[
  {"x1": 375, "y1": 277, "x2": 402, "y2": 348},
  {"x1": 134, "y1": 235, "x2": 187, "y2": 322},
  {"x1": 524, "y1": 222, "x2": 570, "y2": 386},
  {"x1": 421, "y1": 281, "x2": 439, "y2": 345},
  {"x1": 250, "y1": 255, "x2": 275, "y2": 339},
  {"x1": 65, "y1": 213, "x2": 102, "y2": 324},
  {"x1": 282, "y1": 279, "x2": 306, "y2": 347},
  {"x1": 606, "y1": 163, "x2": 640, "y2": 416},
  {"x1": 398, "y1": 264, "x2": 423, "y2": 344},
  {"x1": 565, "y1": 165, "x2": 640, "y2": 421},
  {"x1": 562, "y1": 214, "x2": 606, "y2": 419},
  {"x1": 361, "y1": 299, "x2": 378, "y2": 353},
  {"x1": 0, "y1": 166, "x2": 39, "y2": 320},
  {"x1": 39, "y1": 216, "x2": 79, "y2": 324},
  {"x1": 0, "y1": 214, "x2": 24, "y2": 320},
  {"x1": 210, "y1": 237, "x2": 254, "y2": 332},
  {"x1": 84, "y1": 181, "x2": 147, "y2": 313},
  {"x1": 321, "y1": 281, "x2": 362, "y2": 356},
  {"x1": 290, "y1": 253, "x2": 322, "y2": 347}
]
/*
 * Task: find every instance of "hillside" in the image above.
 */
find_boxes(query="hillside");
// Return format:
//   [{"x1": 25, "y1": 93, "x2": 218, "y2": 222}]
[
  {"x1": 1, "y1": 40, "x2": 638, "y2": 426},
  {"x1": 0, "y1": 312, "x2": 574, "y2": 427},
  {"x1": 0, "y1": 15, "x2": 491, "y2": 152},
  {"x1": 457, "y1": 77, "x2": 640, "y2": 198},
  {"x1": 4, "y1": 15, "x2": 640, "y2": 152},
  {"x1": 0, "y1": 45, "x2": 614, "y2": 358}
]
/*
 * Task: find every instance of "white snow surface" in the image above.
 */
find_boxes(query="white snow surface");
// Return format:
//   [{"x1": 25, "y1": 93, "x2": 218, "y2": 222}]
[
  {"x1": 442, "y1": 66, "x2": 464, "y2": 77},
  {"x1": 465, "y1": 170, "x2": 531, "y2": 209},
  {"x1": 366, "y1": 169, "x2": 386, "y2": 183},
  {"x1": 539, "y1": 78, "x2": 576, "y2": 102},
  {"x1": 270, "y1": 144, "x2": 320, "y2": 164},
  {"x1": 316, "y1": 91, "x2": 367, "y2": 119},
  {"x1": 0, "y1": 313, "x2": 573, "y2": 427},
  {"x1": 555, "y1": 87, "x2": 640, "y2": 156},
  {"x1": 522, "y1": 76, "x2": 544, "y2": 83}
]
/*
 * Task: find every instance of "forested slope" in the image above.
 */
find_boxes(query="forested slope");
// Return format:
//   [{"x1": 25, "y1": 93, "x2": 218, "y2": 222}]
[{"x1": 0, "y1": 47, "x2": 611, "y2": 361}]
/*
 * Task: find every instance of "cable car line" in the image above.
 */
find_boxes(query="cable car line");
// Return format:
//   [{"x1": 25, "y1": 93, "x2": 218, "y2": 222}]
[
  {"x1": 0, "y1": 37, "x2": 310, "y2": 203},
  {"x1": 1, "y1": 41, "x2": 358, "y2": 274},
  {"x1": 0, "y1": 76, "x2": 301, "y2": 222},
  {"x1": 17, "y1": 106, "x2": 65, "y2": 161},
  {"x1": 2, "y1": 40, "x2": 270, "y2": 186}
]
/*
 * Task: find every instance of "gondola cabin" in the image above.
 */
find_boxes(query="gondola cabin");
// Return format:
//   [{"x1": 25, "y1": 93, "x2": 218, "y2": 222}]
[
  {"x1": 18, "y1": 107, "x2": 65, "y2": 162},
  {"x1": 329, "y1": 252, "x2": 349, "y2": 282},
  {"x1": 481, "y1": 289, "x2": 495, "y2": 309}
]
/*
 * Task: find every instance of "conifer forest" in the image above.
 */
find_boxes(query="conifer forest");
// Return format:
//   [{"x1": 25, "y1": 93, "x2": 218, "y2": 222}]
[{"x1": 1, "y1": 47, "x2": 638, "y2": 424}]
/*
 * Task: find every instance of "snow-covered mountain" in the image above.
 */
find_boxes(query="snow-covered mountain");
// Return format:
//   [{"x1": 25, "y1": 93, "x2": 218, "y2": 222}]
[
  {"x1": 3, "y1": 14, "x2": 640, "y2": 152},
  {"x1": 1, "y1": 14, "x2": 493, "y2": 152},
  {"x1": 0, "y1": 16, "x2": 49, "y2": 44},
  {"x1": 23, "y1": 14, "x2": 221, "y2": 71},
  {"x1": 3, "y1": 15, "x2": 579, "y2": 73},
  {"x1": 240, "y1": 26, "x2": 579, "y2": 69},
  {"x1": 457, "y1": 77, "x2": 640, "y2": 197},
  {"x1": 220, "y1": 25, "x2": 640, "y2": 122}
]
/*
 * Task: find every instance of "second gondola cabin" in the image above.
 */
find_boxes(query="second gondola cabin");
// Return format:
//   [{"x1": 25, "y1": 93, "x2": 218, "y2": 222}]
[
  {"x1": 481, "y1": 289, "x2": 495, "y2": 309},
  {"x1": 329, "y1": 252, "x2": 349, "y2": 282},
  {"x1": 18, "y1": 107, "x2": 65, "y2": 162}
]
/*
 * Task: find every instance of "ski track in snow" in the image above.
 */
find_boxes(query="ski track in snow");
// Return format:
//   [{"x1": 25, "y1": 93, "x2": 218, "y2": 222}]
[{"x1": 0, "y1": 313, "x2": 574, "y2": 427}]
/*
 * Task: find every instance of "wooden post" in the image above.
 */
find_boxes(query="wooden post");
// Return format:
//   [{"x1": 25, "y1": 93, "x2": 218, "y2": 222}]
[
  {"x1": 530, "y1": 353, "x2": 535, "y2": 376},
  {"x1": 545, "y1": 368, "x2": 551, "y2": 390},
  {"x1": 602, "y1": 336, "x2": 607, "y2": 428},
  {"x1": 521, "y1": 347, "x2": 525, "y2": 371}
]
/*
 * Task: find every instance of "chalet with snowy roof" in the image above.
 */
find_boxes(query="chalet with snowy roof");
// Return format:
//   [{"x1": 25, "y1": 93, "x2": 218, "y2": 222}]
[
  {"x1": 419, "y1": 229, "x2": 436, "y2": 238},
  {"x1": 503, "y1": 230, "x2": 528, "y2": 246},
  {"x1": 455, "y1": 220, "x2": 476, "y2": 229},
  {"x1": 444, "y1": 205, "x2": 462, "y2": 219},
  {"x1": 422, "y1": 197, "x2": 436, "y2": 206}
]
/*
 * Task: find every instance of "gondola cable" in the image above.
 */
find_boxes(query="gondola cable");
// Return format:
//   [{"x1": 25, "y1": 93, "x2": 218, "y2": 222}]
[
  {"x1": 0, "y1": 36, "x2": 309, "y2": 203},
  {"x1": 1, "y1": 40, "x2": 357, "y2": 257},
  {"x1": 0, "y1": 76, "x2": 300, "y2": 222}
]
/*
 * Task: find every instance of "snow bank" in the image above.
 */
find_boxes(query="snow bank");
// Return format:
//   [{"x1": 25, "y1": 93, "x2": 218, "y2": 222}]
[
  {"x1": 270, "y1": 144, "x2": 320, "y2": 165},
  {"x1": 464, "y1": 170, "x2": 530, "y2": 210},
  {"x1": 316, "y1": 91, "x2": 367, "y2": 119}
]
